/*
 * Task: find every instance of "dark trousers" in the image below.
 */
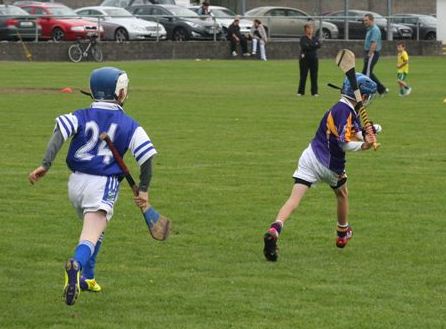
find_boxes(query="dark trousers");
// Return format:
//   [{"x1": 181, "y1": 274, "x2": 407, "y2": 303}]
[
  {"x1": 362, "y1": 51, "x2": 386, "y2": 94},
  {"x1": 230, "y1": 36, "x2": 248, "y2": 54},
  {"x1": 298, "y1": 57, "x2": 318, "y2": 95}
]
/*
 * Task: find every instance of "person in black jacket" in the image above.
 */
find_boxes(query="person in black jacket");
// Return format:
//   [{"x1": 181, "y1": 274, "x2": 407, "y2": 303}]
[
  {"x1": 297, "y1": 23, "x2": 321, "y2": 96},
  {"x1": 227, "y1": 16, "x2": 249, "y2": 57}
]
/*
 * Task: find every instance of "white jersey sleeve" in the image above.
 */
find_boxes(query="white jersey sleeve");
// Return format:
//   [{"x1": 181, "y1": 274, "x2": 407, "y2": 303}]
[
  {"x1": 55, "y1": 113, "x2": 78, "y2": 141},
  {"x1": 129, "y1": 126, "x2": 157, "y2": 166}
]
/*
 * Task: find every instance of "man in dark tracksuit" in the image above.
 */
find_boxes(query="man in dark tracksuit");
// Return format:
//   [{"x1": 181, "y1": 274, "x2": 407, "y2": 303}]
[{"x1": 297, "y1": 23, "x2": 321, "y2": 96}]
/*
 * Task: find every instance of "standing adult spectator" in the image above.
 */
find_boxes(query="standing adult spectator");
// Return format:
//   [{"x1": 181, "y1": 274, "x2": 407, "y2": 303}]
[
  {"x1": 362, "y1": 13, "x2": 388, "y2": 95},
  {"x1": 197, "y1": 1, "x2": 211, "y2": 16},
  {"x1": 227, "y1": 16, "x2": 250, "y2": 57},
  {"x1": 297, "y1": 23, "x2": 320, "y2": 96},
  {"x1": 250, "y1": 19, "x2": 268, "y2": 61}
]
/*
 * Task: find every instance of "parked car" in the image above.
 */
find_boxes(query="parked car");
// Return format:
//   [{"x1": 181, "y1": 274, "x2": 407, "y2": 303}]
[
  {"x1": 244, "y1": 6, "x2": 338, "y2": 39},
  {"x1": 129, "y1": 4, "x2": 223, "y2": 41},
  {"x1": 100, "y1": 0, "x2": 175, "y2": 9},
  {"x1": 75, "y1": 6, "x2": 166, "y2": 41},
  {"x1": 323, "y1": 10, "x2": 413, "y2": 40},
  {"x1": 0, "y1": 5, "x2": 41, "y2": 40},
  {"x1": 17, "y1": 2, "x2": 103, "y2": 41},
  {"x1": 392, "y1": 14, "x2": 437, "y2": 40},
  {"x1": 189, "y1": 5, "x2": 252, "y2": 37}
]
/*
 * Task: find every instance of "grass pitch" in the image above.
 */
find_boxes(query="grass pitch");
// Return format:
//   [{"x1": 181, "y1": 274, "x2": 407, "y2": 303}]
[{"x1": 0, "y1": 56, "x2": 445, "y2": 329}]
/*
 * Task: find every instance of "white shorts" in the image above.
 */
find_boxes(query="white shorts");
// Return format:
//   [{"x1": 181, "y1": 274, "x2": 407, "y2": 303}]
[
  {"x1": 293, "y1": 144, "x2": 346, "y2": 188},
  {"x1": 68, "y1": 172, "x2": 120, "y2": 221}
]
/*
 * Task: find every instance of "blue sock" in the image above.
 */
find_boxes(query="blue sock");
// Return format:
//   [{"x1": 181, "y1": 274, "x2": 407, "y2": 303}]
[
  {"x1": 82, "y1": 234, "x2": 103, "y2": 279},
  {"x1": 74, "y1": 240, "x2": 95, "y2": 270}
]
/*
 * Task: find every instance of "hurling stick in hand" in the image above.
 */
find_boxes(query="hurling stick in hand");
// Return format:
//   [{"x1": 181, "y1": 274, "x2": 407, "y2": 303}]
[
  {"x1": 335, "y1": 49, "x2": 380, "y2": 150},
  {"x1": 99, "y1": 132, "x2": 170, "y2": 241}
]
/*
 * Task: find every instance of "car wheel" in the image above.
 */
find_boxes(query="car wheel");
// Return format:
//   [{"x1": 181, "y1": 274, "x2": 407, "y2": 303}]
[
  {"x1": 115, "y1": 28, "x2": 129, "y2": 42},
  {"x1": 172, "y1": 27, "x2": 188, "y2": 41},
  {"x1": 222, "y1": 27, "x2": 228, "y2": 39},
  {"x1": 320, "y1": 28, "x2": 331, "y2": 39},
  {"x1": 425, "y1": 32, "x2": 436, "y2": 40},
  {"x1": 52, "y1": 28, "x2": 65, "y2": 42}
]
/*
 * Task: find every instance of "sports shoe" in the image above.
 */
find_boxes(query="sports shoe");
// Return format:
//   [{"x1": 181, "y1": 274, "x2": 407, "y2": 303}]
[
  {"x1": 80, "y1": 277, "x2": 102, "y2": 292},
  {"x1": 312, "y1": 94, "x2": 320, "y2": 97},
  {"x1": 405, "y1": 87, "x2": 412, "y2": 96},
  {"x1": 336, "y1": 226, "x2": 353, "y2": 249},
  {"x1": 263, "y1": 229, "x2": 279, "y2": 261},
  {"x1": 296, "y1": 93, "x2": 303, "y2": 96},
  {"x1": 231, "y1": 51, "x2": 237, "y2": 57},
  {"x1": 380, "y1": 88, "x2": 389, "y2": 97},
  {"x1": 243, "y1": 52, "x2": 251, "y2": 57},
  {"x1": 63, "y1": 258, "x2": 80, "y2": 306}
]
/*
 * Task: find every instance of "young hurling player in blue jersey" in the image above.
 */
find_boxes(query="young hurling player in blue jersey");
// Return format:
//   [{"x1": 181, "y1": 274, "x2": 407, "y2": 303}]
[
  {"x1": 28, "y1": 67, "x2": 163, "y2": 305},
  {"x1": 263, "y1": 73, "x2": 381, "y2": 262}
]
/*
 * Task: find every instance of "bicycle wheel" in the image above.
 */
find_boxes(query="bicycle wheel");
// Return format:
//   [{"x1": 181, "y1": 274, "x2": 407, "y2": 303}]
[
  {"x1": 68, "y1": 44, "x2": 83, "y2": 63},
  {"x1": 90, "y1": 45, "x2": 103, "y2": 62}
]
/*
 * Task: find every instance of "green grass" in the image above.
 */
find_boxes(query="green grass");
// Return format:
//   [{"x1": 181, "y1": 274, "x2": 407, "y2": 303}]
[{"x1": 0, "y1": 57, "x2": 445, "y2": 329}]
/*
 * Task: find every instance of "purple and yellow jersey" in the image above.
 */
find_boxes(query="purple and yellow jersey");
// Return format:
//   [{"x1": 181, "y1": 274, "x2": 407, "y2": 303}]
[
  {"x1": 55, "y1": 102, "x2": 157, "y2": 177},
  {"x1": 310, "y1": 98, "x2": 362, "y2": 174}
]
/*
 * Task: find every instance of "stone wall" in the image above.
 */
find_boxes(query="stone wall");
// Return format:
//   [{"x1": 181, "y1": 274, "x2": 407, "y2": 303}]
[{"x1": 0, "y1": 40, "x2": 441, "y2": 61}]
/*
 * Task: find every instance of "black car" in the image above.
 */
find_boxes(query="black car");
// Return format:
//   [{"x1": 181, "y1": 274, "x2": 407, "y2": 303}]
[
  {"x1": 129, "y1": 4, "x2": 222, "y2": 41},
  {"x1": 100, "y1": 0, "x2": 175, "y2": 9},
  {"x1": 0, "y1": 5, "x2": 41, "y2": 40},
  {"x1": 392, "y1": 14, "x2": 437, "y2": 40},
  {"x1": 323, "y1": 10, "x2": 413, "y2": 40}
]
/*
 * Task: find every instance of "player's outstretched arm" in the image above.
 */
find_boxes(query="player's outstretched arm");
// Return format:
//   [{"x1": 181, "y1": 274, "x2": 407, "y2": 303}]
[{"x1": 28, "y1": 128, "x2": 65, "y2": 185}]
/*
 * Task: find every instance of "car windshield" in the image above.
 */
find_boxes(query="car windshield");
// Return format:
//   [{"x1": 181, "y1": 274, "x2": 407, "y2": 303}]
[
  {"x1": 420, "y1": 15, "x2": 437, "y2": 24},
  {"x1": 0, "y1": 6, "x2": 29, "y2": 15},
  {"x1": 244, "y1": 8, "x2": 261, "y2": 16},
  {"x1": 210, "y1": 8, "x2": 236, "y2": 18},
  {"x1": 47, "y1": 6, "x2": 78, "y2": 16},
  {"x1": 169, "y1": 7, "x2": 199, "y2": 17},
  {"x1": 104, "y1": 8, "x2": 133, "y2": 17},
  {"x1": 101, "y1": 0, "x2": 130, "y2": 7}
]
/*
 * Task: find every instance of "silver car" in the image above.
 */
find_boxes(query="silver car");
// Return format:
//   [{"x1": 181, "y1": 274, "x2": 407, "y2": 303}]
[
  {"x1": 75, "y1": 6, "x2": 166, "y2": 41},
  {"x1": 245, "y1": 6, "x2": 339, "y2": 39},
  {"x1": 189, "y1": 5, "x2": 252, "y2": 37}
]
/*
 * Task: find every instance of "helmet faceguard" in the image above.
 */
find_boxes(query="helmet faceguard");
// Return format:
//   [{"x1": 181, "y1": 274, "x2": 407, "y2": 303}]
[{"x1": 90, "y1": 67, "x2": 129, "y2": 104}]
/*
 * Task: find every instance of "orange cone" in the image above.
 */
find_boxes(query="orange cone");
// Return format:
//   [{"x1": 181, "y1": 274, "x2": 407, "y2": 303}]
[{"x1": 61, "y1": 87, "x2": 73, "y2": 94}]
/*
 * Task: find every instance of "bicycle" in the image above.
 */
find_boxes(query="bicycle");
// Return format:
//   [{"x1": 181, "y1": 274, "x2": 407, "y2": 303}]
[{"x1": 68, "y1": 34, "x2": 103, "y2": 63}]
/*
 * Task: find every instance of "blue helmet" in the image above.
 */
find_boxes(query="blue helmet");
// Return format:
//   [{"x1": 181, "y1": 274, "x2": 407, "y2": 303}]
[
  {"x1": 341, "y1": 73, "x2": 377, "y2": 105},
  {"x1": 90, "y1": 67, "x2": 129, "y2": 102}
]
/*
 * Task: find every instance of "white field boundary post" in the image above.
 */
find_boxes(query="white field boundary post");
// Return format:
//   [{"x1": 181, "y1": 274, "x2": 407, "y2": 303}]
[{"x1": 437, "y1": 0, "x2": 446, "y2": 43}]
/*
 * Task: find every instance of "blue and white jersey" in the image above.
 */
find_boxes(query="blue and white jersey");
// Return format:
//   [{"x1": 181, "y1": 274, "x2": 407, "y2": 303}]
[{"x1": 55, "y1": 102, "x2": 157, "y2": 177}]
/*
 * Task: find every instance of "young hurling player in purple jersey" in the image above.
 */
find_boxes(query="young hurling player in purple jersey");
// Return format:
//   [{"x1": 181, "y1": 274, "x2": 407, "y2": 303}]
[
  {"x1": 28, "y1": 67, "x2": 163, "y2": 305},
  {"x1": 263, "y1": 73, "x2": 382, "y2": 262}
]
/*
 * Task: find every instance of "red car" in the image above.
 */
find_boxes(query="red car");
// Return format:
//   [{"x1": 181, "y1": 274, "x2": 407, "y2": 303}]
[{"x1": 17, "y1": 2, "x2": 103, "y2": 41}]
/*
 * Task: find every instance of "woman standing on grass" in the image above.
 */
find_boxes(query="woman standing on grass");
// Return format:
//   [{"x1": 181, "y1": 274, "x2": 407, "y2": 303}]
[{"x1": 297, "y1": 23, "x2": 321, "y2": 97}]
